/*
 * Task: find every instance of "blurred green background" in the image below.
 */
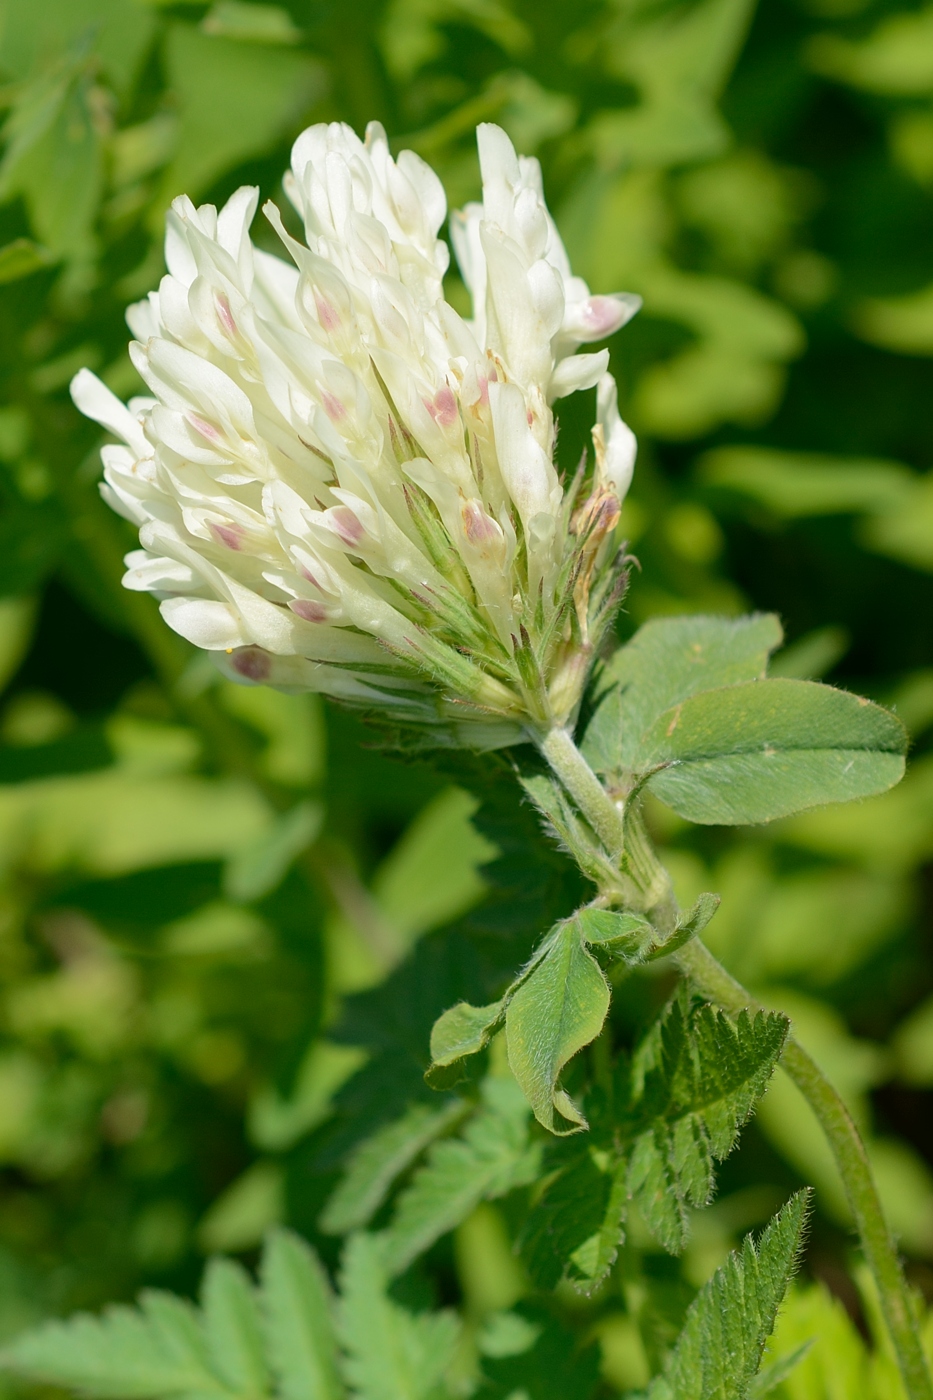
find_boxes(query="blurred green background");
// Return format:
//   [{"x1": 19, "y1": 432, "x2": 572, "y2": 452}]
[{"x1": 2, "y1": 0, "x2": 933, "y2": 1388}]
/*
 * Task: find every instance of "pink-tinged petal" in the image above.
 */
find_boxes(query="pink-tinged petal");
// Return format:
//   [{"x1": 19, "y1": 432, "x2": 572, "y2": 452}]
[
  {"x1": 215, "y1": 292, "x2": 238, "y2": 338},
  {"x1": 289, "y1": 598, "x2": 329, "y2": 622},
  {"x1": 425, "y1": 386, "x2": 458, "y2": 427},
  {"x1": 231, "y1": 647, "x2": 272, "y2": 681},
  {"x1": 315, "y1": 293, "x2": 341, "y2": 332},
  {"x1": 329, "y1": 506, "x2": 364, "y2": 546},
  {"x1": 210, "y1": 522, "x2": 244, "y2": 550},
  {"x1": 186, "y1": 412, "x2": 223, "y2": 443}
]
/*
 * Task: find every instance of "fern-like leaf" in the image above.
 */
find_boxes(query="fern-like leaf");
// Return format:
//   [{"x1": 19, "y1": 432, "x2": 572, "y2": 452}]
[
  {"x1": 260, "y1": 1228, "x2": 343, "y2": 1400},
  {"x1": 382, "y1": 1073, "x2": 541, "y2": 1275},
  {"x1": 339, "y1": 1234, "x2": 459, "y2": 1400},
  {"x1": 623, "y1": 991, "x2": 789, "y2": 1252}
]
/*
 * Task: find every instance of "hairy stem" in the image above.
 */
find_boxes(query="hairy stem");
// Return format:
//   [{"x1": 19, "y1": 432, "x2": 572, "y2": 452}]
[
  {"x1": 538, "y1": 725, "x2": 933, "y2": 1400},
  {"x1": 537, "y1": 726, "x2": 626, "y2": 857},
  {"x1": 675, "y1": 938, "x2": 932, "y2": 1400}
]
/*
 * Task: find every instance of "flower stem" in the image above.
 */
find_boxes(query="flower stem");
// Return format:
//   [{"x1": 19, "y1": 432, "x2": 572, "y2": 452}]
[
  {"x1": 538, "y1": 725, "x2": 933, "y2": 1400},
  {"x1": 537, "y1": 726, "x2": 626, "y2": 857}
]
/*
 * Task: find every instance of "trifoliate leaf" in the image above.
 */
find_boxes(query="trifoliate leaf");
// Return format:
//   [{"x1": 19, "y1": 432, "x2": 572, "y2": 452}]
[
  {"x1": 339, "y1": 1233, "x2": 459, "y2": 1400},
  {"x1": 260, "y1": 1228, "x2": 342, "y2": 1400},
  {"x1": 381, "y1": 1074, "x2": 541, "y2": 1275},
  {"x1": 622, "y1": 991, "x2": 789, "y2": 1253},
  {"x1": 505, "y1": 919, "x2": 611, "y2": 1133},
  {"x1": 582, "y1": 614, "x2": 783, "y2": 777},
  {"x1": 643, "y1": 679, "x2": 906, "y2": 824},
  {"x1": 319, "y1": 1099, "x2": 467, "y2": 1235},
  {"x1": 202, "y1": 1258, "x2": 270, "y2": 1397},
  {"x1": 647, "y1": 1191, "x2": 811, "y2": 1400}
]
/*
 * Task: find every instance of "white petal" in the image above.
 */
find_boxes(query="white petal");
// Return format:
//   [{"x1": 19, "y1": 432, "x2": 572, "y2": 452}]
[
  {"x1": 161, "y1": 597, "x2": 246, "y2": 649},
  {"x1": 549, "y1": 349, "x2": 609, "y2": 400},
  {"x1": 71, "y1": 369, "x2": 149, "y2": 457},
  {"x1": 562, "y1": 292, "x2": 641, "y2": 345},
  {"x1": 489, "y1": 380, "x2": 559, "y2": 529},
  {"x1": 595, "y1": 373, "x2": 637, "y2": 500}
]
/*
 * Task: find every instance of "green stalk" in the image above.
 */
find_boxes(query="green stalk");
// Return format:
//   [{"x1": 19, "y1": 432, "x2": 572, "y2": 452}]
[
  {"x1": 676, "y1": 938, "x2": 933, "y2": 1400},
  {"x1": 537, "y1": 726, "x2": 933, "y2": 1400}
]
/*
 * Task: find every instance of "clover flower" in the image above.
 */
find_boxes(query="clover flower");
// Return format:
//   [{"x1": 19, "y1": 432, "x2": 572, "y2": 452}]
[{"x1": 72, "y1": 121, "x2": 639, "y2": 747}]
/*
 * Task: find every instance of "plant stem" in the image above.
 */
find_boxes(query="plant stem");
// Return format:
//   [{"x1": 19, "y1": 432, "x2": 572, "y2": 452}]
[
  {"x1": 675, "y1": 938, "x2": 932, "y2": 1400},
  {"x1": 538, "y1": 726, "x2": 933, "y2": 1400},
  {"x1": 537, "y1": 726, "x2": 626, "y2": 857}
]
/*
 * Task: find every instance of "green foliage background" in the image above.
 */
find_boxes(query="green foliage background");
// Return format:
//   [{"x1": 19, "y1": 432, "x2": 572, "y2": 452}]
[{"x1": 2, "y1": 0, "x2": 933, "y2": 1390}]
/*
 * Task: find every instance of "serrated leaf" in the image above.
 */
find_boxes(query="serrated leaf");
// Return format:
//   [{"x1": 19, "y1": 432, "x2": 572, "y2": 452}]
[
  {"x1": 0, "y1": 1291, "x2": 228, "y2": 1399},
  {"x1": 202, "y1": 1258, "x2": 270, "y2": 1397},
  {"x1": 643, "y1": 679, "x2": 906, "y2": 824},
  {"x1": 623, "y1": 992, "x2": 789, "y2": 1252},
  {"x1": 647, "y1": 1191, "x2": 810, "y2": 1400},
  {"x1": 582, "y1": 614, "x2": 783, "y2": 777},
  {"x1": 519, "y1": 1146, "x2": 627, "y2": 1293},
  {"x1": 382, "y1": 1075, "x2": 541, "y2": 1275},
  {"x1": 506, "y1": 920, "x2": 611, "y2": 1133},
  {"x1": 319, "y1": 1100, "x2": 467, "y2": 1235},
  {"x1": 339, "y1": 1233, "x2": 459, "y2": 1400},
  {"x1": 260, "y1": 1229, "x2": 342, "y2": 1400}
]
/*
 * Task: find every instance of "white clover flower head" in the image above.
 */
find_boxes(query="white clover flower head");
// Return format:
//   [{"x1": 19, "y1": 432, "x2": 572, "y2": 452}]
[{"x1": 72, "y1": 121, "x2": 639, "y2": 749}]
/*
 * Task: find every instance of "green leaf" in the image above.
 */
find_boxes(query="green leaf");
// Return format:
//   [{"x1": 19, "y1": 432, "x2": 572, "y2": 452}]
[
  {"x1": 223, "y1": 800, "x2": 322, "y2": 903},
  {"x1": 647, "y1": 1191, "x2": 811, "y2": 1399},
  {"x1": 582, "y1": 614, "x2": 782, "y2": 778},
  {"x1": 575, "y1": 893, "x2": 720, "y2": 963},
  {"x1": 0, "y1": 238, "x2": 53, "y2": 283},
  {"x1": 425, "y1": 923, "x2": 564, "y2": 1085},
  {"x1": 202, "y1": 1259, "x2": 269, "y2": 1398},
  {"x1": 519, "y1": 1145, "x2": 628, "y2": 1293},
  {"x1": 428, "y1": 999, "x2": 507, "y2": 1072},
  {"x1": 381, "y1": 1075, "x2": 541, "y2": 1276},
  {"x1": 623, "y1": 992, "x2": 789, "y2": 1253},
  {"x1": 575, "y1": 908, "x2": 656, "y2": 953},
  {"x1": 0, "y1": 67, "x2": 103, "y2": 266},
  {"x1": 0, "y1": 1291, "x2": 228, "y2": 1398},
  {"x1": 319, "y1": 1099, "x2": 467, "y2": 1235},
  {"x1": 506, "y1": 920, "x2": 611, "y2": 1133},
  {"x1": 747, "y1": 1341, "x2": 813, "y2": 1397},
  {"x1": 644, "y1": 893, "x2": 722, "y2": 961},
  {"x1": 158, "y1": 24, "x2": 324, "y2": 207},
  {"x1": 339, "y1": 1233, "x2": 459, "y2": 1400},
  {"x1": 699, "y1": 445, "x2": 914, "y2": 518},
  {"x1": 260, "y1": 1229, "x2": 342, "y2": 1400},
  {"x1": 643, "y1": 678, "x2": 907, "y2": 824}
]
